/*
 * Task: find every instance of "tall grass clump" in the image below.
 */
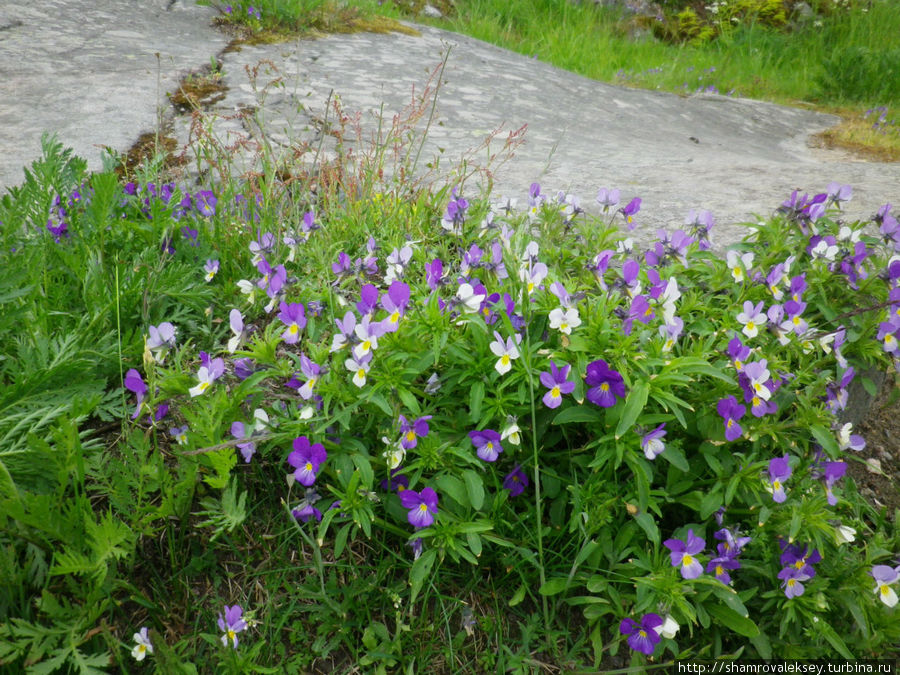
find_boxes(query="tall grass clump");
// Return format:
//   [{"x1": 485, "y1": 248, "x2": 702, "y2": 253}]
[{"x1": 2, "y1": 71, "x2": 900, "y2": 672}]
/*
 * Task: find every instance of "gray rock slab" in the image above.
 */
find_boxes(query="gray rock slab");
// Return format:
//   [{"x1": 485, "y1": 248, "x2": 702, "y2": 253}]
[
  {"x1": 1, "y1": 4, "x2": 898, "y2": 249},
  {"x1": 170, "y1": 22, "x2": 900, "y2": 247},
  {"x1": 0, "y1": 0, "x2": 227, "y2": 192}
]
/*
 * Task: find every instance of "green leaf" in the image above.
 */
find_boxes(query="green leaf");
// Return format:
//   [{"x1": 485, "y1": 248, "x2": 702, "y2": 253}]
[
  {"x1": 466, "y1": 532, "x2": 482, "y2": 558},
  {"x1": 634, "y1": 512, "x2": 659, "y2": 546},
  {"x1": 552, "y1": 405, "x2": 604, "y2": 425},
  {"x1": 352, "y1": 453, "x2": 374, "y2": 490},
  {"x1": 810, "y1": 424, "x2": 840, "y2": 456},
  {"x1": 468, "y1": 381, "x2": 484, "y2": 423},
  {"x1": 539, "y1": 577, "x2": 569, "y2": 596},
  {"x1": 434, "y1": 474, "x2": 468, "y2": 508},
  {"x1": 462, "y1": 470, "x2": 484, "y2": 510},
  {"x1": 409, "y1": 548, "x2": 436, "y2": 605},
  {"x1": 710, "y1": 584, "x2": 750, "y2": 618},
  {"x1": 706, "y1": 603, "x2": 760, "y2": 638},
  {"x1": 508, "y1": 584, "x2": 526, "y2": 607},
  {"x1": 700, "y1": 490, "x2": 723, "y2": 520},
  {"x1": 397, "y1": 388, "x2": 421, "y2": 416},
  {"x1": 366, "y1": 391, "x2": 393, "y2": 417},
  {"x1": 861, "y1": 376, "x2": 877, "y2": 397},
  {"x1": 750, "y1": 631, "x2": 773, "y2": 659},
  {"x1": 615, "y1": 380, "x2": 649, "y2": 439},
  {"x1": 818, "y1": 618, "x2": 854, "y2": 658},
  {"x1": 660, "y1": 445, "x2": 689, "y2": 472}
]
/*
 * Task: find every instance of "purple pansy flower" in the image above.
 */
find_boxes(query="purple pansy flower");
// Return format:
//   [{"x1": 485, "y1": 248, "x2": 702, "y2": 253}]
[
  {"x1": 640, "y1": 423, "x2": 667, "y2": 460},
  {"x1": 278, "y1": 302, "x2": 306, "y2": 344},
  {"x1": 381, "y1": 281, "x2": 411, "y2": 333},
  {"x1": 469, "y1": 429, "x2": 503, "y2": 462},
  {"x1": 399, "y1": 487, "x2": 439, "y2": 528},
  {"x1": 188, "y1": 354, "x2": 225, "y2": 398},
  {"x1": 217, "y1": 605, "x2": 248, "y2": 648},
  {"x1": 779, "y1": 542, "x2": 822, "y2": 578},
  {"x1": 871, "y1": 565, "x2": 900, "y2": 607},
  {"x1": 287, "y1": 436, "x2": 327, "y2": 486},
  {"x1": 619, "y1": 197, "x2": 642, "y2": 230},
  {"x1": 664, "y1": 529, "x2": 705, "y2": 579},
  {"x1": 503, "y1": 464, "x2": 530, "y2": 497},
  {"x1": 706, "y1": 555, "x2": 740, "y2": 585},
  {"x1": 399, "y1": 414, "x2": 432, "y2": 449},
  {"x1": 292, "y1": 488, "x2": 323, "y2": 523},
  {"x1": 540, "y1": 361, "x2": 575, "y2": 409},
  {"x1": 124, "y1": 369, "x2": 148, "y2": 419},
  {"x1": 716, "y1": 396, "x2": 745, "y2": 441},
  {"x1": 585, "y1": 359, "x2": 626, "y2": 408},
  {"x1": 768, "y1": 455, "x2": 792, "y2": 503},
  {"x1": 778, "y1": 568, "x2": 810, "y2": 598},
  {"x1": 147, "y1": 322, "x2": 177, "y2": 362},
  {"x1": 823, "y1": 461, "x2": 846, "y2": 506},
  {"x1": 619, "y1": 613, "x2": 663, "y2": 655}
]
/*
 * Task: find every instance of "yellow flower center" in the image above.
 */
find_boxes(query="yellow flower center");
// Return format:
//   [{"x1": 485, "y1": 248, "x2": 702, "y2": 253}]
[
  {"x1": 746, "y1": 321, "x2": 755, "y2": 331},
  {"x1": 683, "y1": 554, "x2": 694, "y2": 567},
  {"x1": 881, "y1": 585, "x2": 891, "y2": 596},
  {"x1": 716, "y1": 565, "x2": 724, "y2": 576},
  {"x1": 418, "y1": 503, "x2": 428, "y2": 512},
  {"x1": 289, "y1": 324, "x2": 298, "y2": 335},
  {"x1": 390, "y1": 311, "x2": 400, "y2": 323},
  {"x1": 406, "y1": 431, "x2": 416, "y2": 442},
  {"x1": 551, "y1": 386, "x2": 560, "y2": 398},
  {"x1": 486, "y1": 442, "x2": 494, "y2": 451},
  {"x1": 787, "y1": 579, "x2": 796, "y2": 588},
  {"x1": 363, "y1": 340, "x2": 372, "y2": 350},
  {"x1": 199, "y1": 381, "x2": 210, "y2": 393},
  {"x1": 774, "y1": 480, "x2": 782, "y2": 491},
  {"x1": 305, "y1": 462, "x2": 313, "y2": 472},
  {"x1": 600, "y1": 383, "x2": 609, "y2": 392},
  {"x1": 501, "y1": 355, "x2": 510, "y2": 366}
]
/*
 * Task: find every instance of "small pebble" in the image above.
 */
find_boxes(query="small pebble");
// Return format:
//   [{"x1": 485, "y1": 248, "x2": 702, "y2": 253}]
[{"x1": 866, "y1": 457, "x2": 883, "y2": 474}]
